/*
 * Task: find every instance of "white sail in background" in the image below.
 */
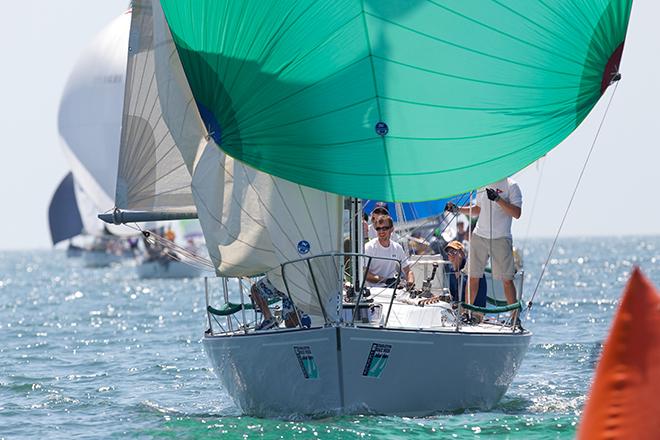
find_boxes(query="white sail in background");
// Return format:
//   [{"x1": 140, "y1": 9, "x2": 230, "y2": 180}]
[
  {"x1": 115, "y1": 1, "x2": 195, "y2": 213},
  {"x1": 58, "y1": 11, "x2": 130, "y2": 218}
]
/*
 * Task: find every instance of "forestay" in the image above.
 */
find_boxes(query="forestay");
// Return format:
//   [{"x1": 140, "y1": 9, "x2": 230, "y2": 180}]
[{"x1": 161, "y1": 0, "x2": 633, "y2": 202}]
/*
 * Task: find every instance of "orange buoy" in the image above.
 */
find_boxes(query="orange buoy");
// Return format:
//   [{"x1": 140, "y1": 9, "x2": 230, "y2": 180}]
[{"x1": 577, "y1": 267, "x2": 660, "y2": 439}]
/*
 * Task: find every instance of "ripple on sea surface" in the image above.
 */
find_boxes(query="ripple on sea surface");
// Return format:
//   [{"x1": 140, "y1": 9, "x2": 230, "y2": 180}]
[{"x1": 1, "y1": 237, "x2": 659, "y2": 439}]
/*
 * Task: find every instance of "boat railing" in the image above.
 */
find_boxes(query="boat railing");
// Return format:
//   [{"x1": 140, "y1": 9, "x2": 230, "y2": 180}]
[
  {"x1": 280, "y1": 252, "x2": 404, "y2": 327},
  {"x1": 204, "y1": 275, "x2": 266, "y2": 335},
  {"x1": 203, "y1": 254, "x2": 526, "y2": 335}
]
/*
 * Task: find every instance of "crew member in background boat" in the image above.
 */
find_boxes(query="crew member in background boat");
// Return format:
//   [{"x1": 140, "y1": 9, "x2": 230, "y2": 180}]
[
  {"x1": 250, "y1": 278, "x2": 306, "y2": 330},
  {"x1": 445, "y1": 240, "x2": 487, "y2": 321},
  {"x1": 445, "y1": 177, "x2": 522, "y2": 324},
  {"x1": 364, "y1": 215, "x2": 415, "y2": 289},
  {"x1": 164, "y1": 227, "x2": 175, "y2": 242}
]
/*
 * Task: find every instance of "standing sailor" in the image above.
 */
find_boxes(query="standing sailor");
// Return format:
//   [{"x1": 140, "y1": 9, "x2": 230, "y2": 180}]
[{"x1": 445, "y1": 177, "x2": 522, "y2": 324}]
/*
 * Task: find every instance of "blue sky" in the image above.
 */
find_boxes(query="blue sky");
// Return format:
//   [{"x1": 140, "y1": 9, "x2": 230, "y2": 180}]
[{"x1": 0, "y1": 1, "x2": 657, "y2": 251}]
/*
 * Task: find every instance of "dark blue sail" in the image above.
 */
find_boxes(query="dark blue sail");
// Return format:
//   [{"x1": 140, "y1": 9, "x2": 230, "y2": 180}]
[{"x1": 48, "y1": 172, "x2": 84, "y2": 245}]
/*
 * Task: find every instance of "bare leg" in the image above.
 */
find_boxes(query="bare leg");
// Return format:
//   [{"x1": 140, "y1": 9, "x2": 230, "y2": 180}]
[
  {"x1": 467, "y1": 277, "x2": 480, "y2": 305},
  {"x1": 502, "y1": 279, "x2": 518, "y2": 322},
  {"x1": 250, "y1": 285, "x2": 272, "y2": 321},
  {"x1": 467, "y1": 277, "x2": 484, "y2": 322}
]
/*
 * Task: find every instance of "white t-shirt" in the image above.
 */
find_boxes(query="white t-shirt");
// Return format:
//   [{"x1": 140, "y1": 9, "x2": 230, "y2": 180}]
[
  {"x1": 473, "y1": 177, "x2": 522, "y2": 239},
  {"x1": 364, "y1": 238, "x2": 410, "y2": 287}
]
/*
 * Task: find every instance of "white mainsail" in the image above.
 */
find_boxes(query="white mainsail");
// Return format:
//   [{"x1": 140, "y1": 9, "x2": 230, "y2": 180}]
[{"x1": 115, "y1": 1, "x2": 196, "y2": 214}]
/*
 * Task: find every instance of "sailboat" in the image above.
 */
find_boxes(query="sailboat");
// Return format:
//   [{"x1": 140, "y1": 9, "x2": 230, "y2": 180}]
[
  {"x1": 101, "y1": 0, "x2": 633, "y2": 417},
  {"x1": 58, "y1": 9, "x2": 138, "y2": 268},
  {"x1": 48, "y1": 172, "x2": 85, "y2": 257}
]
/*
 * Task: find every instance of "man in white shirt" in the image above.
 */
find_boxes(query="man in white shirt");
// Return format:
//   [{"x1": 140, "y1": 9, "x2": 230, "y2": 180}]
[
  {"x1": 446, "y1": 177, "x2": 522, "y2": 321},
  {"x1": 364, "y1": 215, "x2": 414, "y2": 289}
]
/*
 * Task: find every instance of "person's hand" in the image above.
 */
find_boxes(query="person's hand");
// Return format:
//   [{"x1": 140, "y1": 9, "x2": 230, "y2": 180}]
[
  {"x1": 486, "y1": 188, "x2": 500, "y2": 202},
  {"x1": 444, "y1": 202, "x2": 459, "y2": 214},
  {"x1": 383, "y1": 277, "x2": 398, "y2": 287}
]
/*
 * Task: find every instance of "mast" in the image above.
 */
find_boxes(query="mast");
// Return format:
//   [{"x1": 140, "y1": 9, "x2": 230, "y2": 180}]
[{"x1": 348, "y1": 197, "x2": 364, "y2": 290}]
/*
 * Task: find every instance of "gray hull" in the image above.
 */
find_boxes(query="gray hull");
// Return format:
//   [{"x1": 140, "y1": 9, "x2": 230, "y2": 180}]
[
  {"x1": 203, "y1": 325, "x2": 530, "y2": 417},
  {"x1": 137, "y1": 260, "x2": 203, "y2": 279},
  {"x1": 83, "y1": 250, "x2": 124, "y2": 268}
]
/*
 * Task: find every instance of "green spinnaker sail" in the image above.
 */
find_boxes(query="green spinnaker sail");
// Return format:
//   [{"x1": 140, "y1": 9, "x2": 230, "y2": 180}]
[{"x1": 160, "y1": 0, "x2": 632, "y2": 202}]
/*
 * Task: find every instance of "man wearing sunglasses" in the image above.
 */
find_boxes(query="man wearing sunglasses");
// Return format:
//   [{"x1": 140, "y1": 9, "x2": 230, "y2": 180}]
[{"x1": 364, "y1": 215, "x2": 415, "y2": 289}]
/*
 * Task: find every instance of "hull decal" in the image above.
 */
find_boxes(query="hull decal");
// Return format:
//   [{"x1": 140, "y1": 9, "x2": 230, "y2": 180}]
[
  {"x1": 362, "y1": 343, "x2": 392, "y2": 378},
  {"x1": 294, "y1": 346, "x2": 319, "y2": 379}
]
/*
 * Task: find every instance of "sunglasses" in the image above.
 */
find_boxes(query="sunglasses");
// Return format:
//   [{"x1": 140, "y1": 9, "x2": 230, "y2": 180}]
[
  {"x1": 446, "y1": 249, "x2": 460, "y2": 256},
  {"x1": 375, "y1": 226, "x2": 391, "y2": 232}
]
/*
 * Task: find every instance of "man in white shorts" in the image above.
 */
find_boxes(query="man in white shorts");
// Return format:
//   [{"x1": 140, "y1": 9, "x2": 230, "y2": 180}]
[
  {"x1": 446, "y1": 177, "x2": 522, "y2": 323},
  {"x1": 364, "y1": 215, "x2": 414, "y2": 289}
]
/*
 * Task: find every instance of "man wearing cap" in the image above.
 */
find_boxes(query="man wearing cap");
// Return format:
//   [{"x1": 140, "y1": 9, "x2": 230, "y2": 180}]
[
  {"x1": 445, "y1": 240, "x2": 487, "y2": 308},
  {"x1": 445, "y1": 177, "x2": 522, "y2": 322},
  {"x1": 367, "y1": 204, "x2": 401, "y2": 243},
  {"x1": 365, "y1": 215, "x2": 414, "y2": 289}
]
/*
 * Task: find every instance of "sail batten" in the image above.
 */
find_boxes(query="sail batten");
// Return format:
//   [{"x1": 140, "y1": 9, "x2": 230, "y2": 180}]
[{"x1": 161, "y1": 0, "x2": 633, "y2": 202}]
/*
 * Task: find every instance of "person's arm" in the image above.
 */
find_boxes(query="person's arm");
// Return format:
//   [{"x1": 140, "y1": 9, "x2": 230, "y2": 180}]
[
  {"x1": 402, "y1": 265, "x2": 415, "y2": 288},
  {"x1": 458, "y1": 204, "x2": 480, "y2": 216},
  {"x1": 495, "y1": 198, "x2": 521, "y2": 219},
  {"x1": 445, "y1": 201, "x2": 480, "y2": 216},
  {"x1": 365, "y1": 271, "x2": 383, "y2": 284}
]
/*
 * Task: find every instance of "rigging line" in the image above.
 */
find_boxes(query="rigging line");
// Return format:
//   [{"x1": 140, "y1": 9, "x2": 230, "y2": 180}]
[
  {"x1": 406, "y1": 192, "x2": 473, "y2": 271},
  {"x1": 525, "y1": 81, "x2": 620, "y2": 314},
  {"x1": 519, "y1": 158, "x2": 546, "y2": 250},
  {"x1": 123, "y1": 222, "x2": 215, "y2": 270}
]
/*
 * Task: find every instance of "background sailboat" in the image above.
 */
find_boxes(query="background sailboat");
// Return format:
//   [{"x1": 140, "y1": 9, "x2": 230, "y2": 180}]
[
  {"x1": 48, "y1": 172, "x2": 84, "y2": 256},
  {"x1": 58, "y1": 10, "x2": 138, "y2": 267}
]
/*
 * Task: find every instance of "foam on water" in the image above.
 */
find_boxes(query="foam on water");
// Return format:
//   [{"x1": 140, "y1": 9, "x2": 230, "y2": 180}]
[{"x1": 1, "y1": 236, "x2": 659, "y2": 439}]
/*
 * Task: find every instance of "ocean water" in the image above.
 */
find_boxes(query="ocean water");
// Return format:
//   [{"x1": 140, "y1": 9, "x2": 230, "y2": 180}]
[{"x1": 1, "y1": 236, "x2": 658, "y2": 439}]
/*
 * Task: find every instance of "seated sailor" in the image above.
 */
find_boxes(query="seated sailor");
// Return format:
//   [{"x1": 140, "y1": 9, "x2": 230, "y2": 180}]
[
  {"x1": 445, "y1": 240, "x2": 487, "y2": 308},
  {"x1": 250, "y1": 277, "x2": 306, "y2": 330},
  {"x1": 364, "y1": 215, "x2": 414, "y2": 289}
]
